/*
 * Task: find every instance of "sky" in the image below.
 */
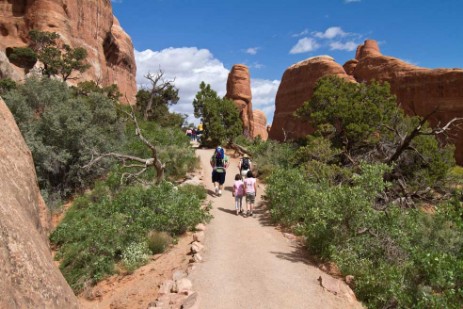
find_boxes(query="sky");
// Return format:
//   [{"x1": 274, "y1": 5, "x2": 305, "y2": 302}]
[{"x1": 112, "y1": 0, "x2": 463, "y2": 125}]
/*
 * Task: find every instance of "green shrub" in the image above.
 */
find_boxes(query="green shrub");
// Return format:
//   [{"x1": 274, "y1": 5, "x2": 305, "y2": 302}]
[
  {"x1": 121, "y1": 242, "x2": 150, "y2": 273},
  {"x1": 6, "y1": 47, "x2": 37, "y2": 68},
  {"x1": 3, "y1": 77, "x2": 124, "y2": 206},
  {"x1": 50, "y1": 180, "x2": 210, "y2": 292},
  {"x1": 265, "y1": 164, "x2": 463, "y2": 308},
  {"x1": 0, "y1": 78, "x2": 17, "y2": 95},
  {"x1": 146, "y1": 231, "x2": 172, "y2": 254}
]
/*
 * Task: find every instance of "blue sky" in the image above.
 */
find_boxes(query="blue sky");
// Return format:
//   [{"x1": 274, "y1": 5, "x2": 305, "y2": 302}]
[{"x1": 112, "y1": 0, "x2": 463, "y2": 124}]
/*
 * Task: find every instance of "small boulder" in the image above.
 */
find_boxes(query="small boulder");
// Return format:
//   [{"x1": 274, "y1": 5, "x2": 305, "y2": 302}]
[
  {"x1": 173, "y1": 278, "x2": 193, "y2": 294},
  {"x1": 195, "y1": 223, "x2": 207, "y2": 231},
  {"x1": 190, "y1": 241, "x2": 204, "y2": 254},
  {"x1": 181, "y1": 292, "x2": 200, "y2": 309},
  {"x1": 193, "y1": 231, "x2": 205, "y2": 243},
  {"x1": 158, "y1": 280, "x2": 174, "y2": 295}
]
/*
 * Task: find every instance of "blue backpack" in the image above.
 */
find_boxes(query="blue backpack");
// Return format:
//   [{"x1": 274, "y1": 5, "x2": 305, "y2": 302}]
[{"x1": 215, "y1": 148, "x2": 224, "y2": 167}]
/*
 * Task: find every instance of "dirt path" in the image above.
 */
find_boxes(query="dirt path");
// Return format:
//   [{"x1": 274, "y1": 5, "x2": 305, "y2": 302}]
[{"x1": 189, "y1": 149, "x2": 363, "y2": 309}]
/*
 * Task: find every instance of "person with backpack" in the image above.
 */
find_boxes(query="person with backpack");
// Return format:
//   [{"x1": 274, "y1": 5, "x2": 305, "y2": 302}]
[
  {"x1": 232, "y1": 174, "x2": 245, "y2": 215},
  {"x1": 210, "y1": 146, "x2": 229, "y2": 196},
  {"x1": 244, "y1": 170, "x2": 257, "y2": 217},
  {"x1": 238, "y1": 154, "x2": 252, "y2": 179}
]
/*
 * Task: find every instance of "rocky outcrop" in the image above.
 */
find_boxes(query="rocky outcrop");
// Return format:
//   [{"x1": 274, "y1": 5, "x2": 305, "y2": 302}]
[
  {"x1": 0, "y1": 0, "x2": 137, "y2": 103},
  {"x1": 226, "y1": 64, "x2": 255, "y2": 137},
  {"x1": 269, "y1": 56, "x2": 355, "y2": 141},
  {"x1": 348, "y1": 40, "x2": 463, "y2": 163},
  {"x1": 252, "y1": 109, "x2": 268, "y2": 140},
  {"x1": 269, "y1": 41, "x2": 463, "y2": 163},
  {"x1": 0, "y1": 97, "x2": 79, "y2": 308}
]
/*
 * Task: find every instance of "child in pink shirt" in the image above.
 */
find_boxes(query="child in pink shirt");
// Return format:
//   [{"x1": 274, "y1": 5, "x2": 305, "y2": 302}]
[
  {"x1": 232, "y1": 174, "x2": 245, "y2": 215},
  {"x1": 244, "y1": 170, "x2": 257, "y2": 217}
]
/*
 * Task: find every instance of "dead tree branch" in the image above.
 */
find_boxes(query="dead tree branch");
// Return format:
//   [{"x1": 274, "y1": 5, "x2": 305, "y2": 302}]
[
  {"x1": 144, "y1": 71, "x2": 176, "y2": 121},
  {"x1": 84, "y1": 106, "x2": 166, "y2": 184}
]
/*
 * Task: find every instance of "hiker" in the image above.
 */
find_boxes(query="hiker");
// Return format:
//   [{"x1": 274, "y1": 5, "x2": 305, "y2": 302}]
[
  {"x1": 210, "y1": 146, "x2": 229, "y2": 196},
  {"x1": 238, "y1": 154, "x2": 252, "y2": 179},
  {"x1": 197, "y1": 122, "x2": 204, "y2": 136},
  {"x1": 232, "y1": 174, "x2": 245, "y2": 215},
  {"x1": 244, "y1": 170, "x2": 257, "y2": 217},
  {"x1": 186, "y1": 128, "x2": 192, "y2": 140},
  {"x1": 192, "y1": 128, "x2": 197, "y2": 141}
]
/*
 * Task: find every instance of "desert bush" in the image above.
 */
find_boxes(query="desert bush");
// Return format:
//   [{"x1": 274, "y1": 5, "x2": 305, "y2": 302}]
[
  {"x1": 3, "y1": 77, "x2": 124, "y2": 208},
  {"x1": 51, "y1": 180, "x2": 210, "y2": 292},
  {"x1": 146, "y1": 231, "x2": 172, "y2": 254},
  {"x1": 0, "y1": 78, "x2": 17, "y2": 95},
  {"x1": 121, "y1": 242, "x2": 150, "y2": 273},
  {"x1": 265, "y1": 164, "x2": 463, "y2": 307}
]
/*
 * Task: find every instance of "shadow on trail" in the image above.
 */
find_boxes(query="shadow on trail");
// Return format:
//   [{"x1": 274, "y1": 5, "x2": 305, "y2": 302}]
[
  {"x1": 255, "y1": 201, "x2": 274, "y2": 227},
  {"x1": 217, "y1": 207, "x2": 238, "y2": 215},
  {"x1": 270, "y1": 245, "x2": 313, "y2": 266},
  {"x1": 207, "y1": 189, "x2": 216, "y2": 197}
]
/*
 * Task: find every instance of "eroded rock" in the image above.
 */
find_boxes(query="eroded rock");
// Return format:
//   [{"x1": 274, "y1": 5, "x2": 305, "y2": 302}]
[
  {"x1": 268, "y1": 56, "x2": 355, "y2": 141},
  {"x1": 0, "y1": 0, "x2": 137, "y2": 103},
  {"x1": 0, "y1": 97, "x2": 78, "y2": 308}
]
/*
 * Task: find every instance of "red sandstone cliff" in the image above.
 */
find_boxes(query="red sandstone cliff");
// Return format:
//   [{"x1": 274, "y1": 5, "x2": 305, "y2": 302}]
[
  {"x1": 348, "y1": 40, "x2": 463, "y2": 163},
  {"x1": 225, "y1": 64, "x2": 269, "y2": 140},
  {"x1": 269, "y1": 41, "x2": 463, "y2": 163},
  {"x1": 0, "y1": 0, "x2": 137, "y2": 103},
  {"x1": 268, "y1": 56, "x2": 355, "y2": 141},
  {"x1": 226, "y1": 64, "x2": 255, "y2": 137},
  {"x1": 253, "y1": 109, "x2": 268, "y2": 140},
  {"x1": 0, "y1": 97, "x2": 79, "y2": 308}
]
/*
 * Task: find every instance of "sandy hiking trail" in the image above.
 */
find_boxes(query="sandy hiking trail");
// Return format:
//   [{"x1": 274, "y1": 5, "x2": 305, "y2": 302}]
[{"x1": 189, "y1": 148, "x2": 363, "y2": 309}]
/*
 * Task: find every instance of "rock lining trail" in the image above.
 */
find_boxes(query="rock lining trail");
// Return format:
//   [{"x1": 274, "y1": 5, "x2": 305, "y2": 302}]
[{"x1": 189, "y1": 148, "x2": 363, "y2": 309}]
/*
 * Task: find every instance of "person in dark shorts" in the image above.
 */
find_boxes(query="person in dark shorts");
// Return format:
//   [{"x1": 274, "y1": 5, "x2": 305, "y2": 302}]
[{"x1": 210, "y1": 146, "x2": 229, "y2": 196}]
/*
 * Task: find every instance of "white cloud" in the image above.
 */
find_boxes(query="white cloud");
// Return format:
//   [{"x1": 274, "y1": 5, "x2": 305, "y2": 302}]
[
  {"x1": 135, "y1": 47, "x2": 229, "y2": 123},
  {"x1": 245, "y1": 47, "x2": 259, "y2": 55},
  {"x1": 135, "y1": 47, "x2": 279, "y2": 125},
  {"x1": 345, "y1": 0, "x2": 361, "y2": 3},
  {"x1": 292, "y1": 29, "x2": 310, "y2": 38},
  {"x1": 251, "y1": 79, "x2": 280, "y2": 123},
  {"x1": 329, "y1": 41, "x2": 358, "y2": 51},
  {"x1": 289, "y1": 37, "x2": 320, "y2": 54},
  {"x1": 314, "y1": 27, "x2": 347, "y2": 39}
]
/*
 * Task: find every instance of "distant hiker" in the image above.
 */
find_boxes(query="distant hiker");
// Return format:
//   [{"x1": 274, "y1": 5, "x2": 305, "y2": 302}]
[
  {"x1": 244, "y1": 170, "x2": 257, "y2": 217},
  {"x1": 210, "y1": 146, "x2": 229, "y2": 196},
  {"x1": 232, "y1": 174, "x2": 245, "y2": 215},
  {"x1": 186, "y1": 128, "x2": 192, "y2": 140},
  {"x1": 238, "y1": 154, "x2": 252, "y2": 179},
  {"x1": 192, "y1": 128, "x2": 197, "y2": 141},
  {"x1": 197, "y1": 122, "x2": 204, "y2": 135}
]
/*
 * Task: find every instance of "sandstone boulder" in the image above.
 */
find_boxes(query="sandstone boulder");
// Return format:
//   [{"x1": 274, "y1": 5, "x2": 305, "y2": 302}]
[
  {"x1": 226, "y1": 64, "x2": 255, "y2": 137},
  {"x1": 268, "y1": 56, "x2": 355, "y2": 141},
  {"x1": 0, "y1": 97, "x2": 78, "y2": 308},
  {"x1": 348, "y1": 40, "x2": 463, "y2": 163},
  {"x1": 252, "y1": 109, "x2": 268, "y2": 140},
  {"x1": 0, "y1": 0, "x2": 137, "y2": 103}
]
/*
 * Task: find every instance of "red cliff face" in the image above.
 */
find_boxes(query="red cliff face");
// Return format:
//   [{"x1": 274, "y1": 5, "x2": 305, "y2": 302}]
[
  {"x1": 0, "y1": 0, "x2": 137, "y2": 103},
  {"x1": 0, "y1": 97, "x2": 79, "y2": 308},
  {"x1": 225, "y1": 64, "x2": 269, "y2": 140},
  {"x1": 269, "y1": 56, "x2": 355, "y2": 141},
  {"x1": 252, "y1": 109, "x2": 268, "y2": 140},
  {"x1": 269, "y1": 41, "x2": 463, "y2": 163},
  {"x1": 349, "y1": 40, "x2": 463, "y2": 163}
]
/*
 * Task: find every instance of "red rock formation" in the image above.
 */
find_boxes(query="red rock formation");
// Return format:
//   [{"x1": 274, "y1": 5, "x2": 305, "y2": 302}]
[
  {"x1": 0, "y1": 0, "x2": 137, "y2": 103},
  {"x1": 226, "y1": 64, "x2": 255, "y2": 137},
  {"x1": 0, "y1": 97, "x2": 78, "y2": 308},
  {"x1": 269, "y1": 56, "x2": 355, "y2": 141},
  {"x1": 349, "y1": 40, "x2": 463, "y2": 163},
  {"x1": 252, "y1": 109, "x2": 268, "y2": 140}
]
